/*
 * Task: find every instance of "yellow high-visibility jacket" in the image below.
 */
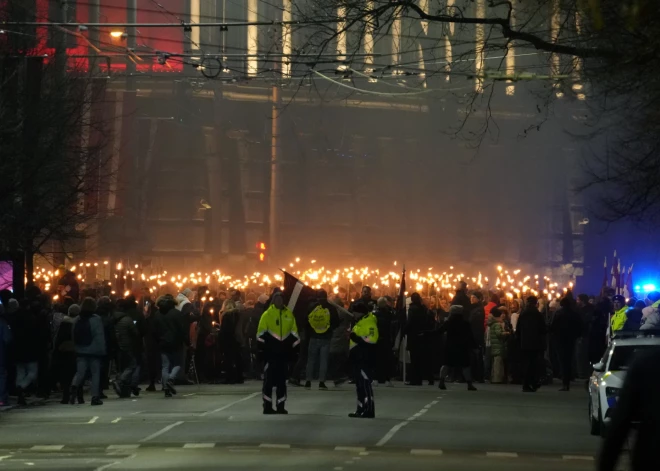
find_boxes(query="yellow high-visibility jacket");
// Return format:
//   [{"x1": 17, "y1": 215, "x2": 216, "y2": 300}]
[
  {"x1": 257, "y1": 305, "x2": 300, "y2": 355},
  {"x1": 350, "y1": 313, "x2": 379, "y2": 350},
  {"x1": 611, "y1": 307, "x2": 628, "y2": 332}
]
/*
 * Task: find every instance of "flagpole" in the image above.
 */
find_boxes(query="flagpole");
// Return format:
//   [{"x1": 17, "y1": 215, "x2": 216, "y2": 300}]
[{"x1": 402, "y1": 264, "x2": 406, "y2": 385}]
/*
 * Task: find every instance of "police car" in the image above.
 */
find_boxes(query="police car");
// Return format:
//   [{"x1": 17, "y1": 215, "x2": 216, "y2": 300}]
[{"x1": 588, "y1": 331, "x2": 660, "y2": 436}]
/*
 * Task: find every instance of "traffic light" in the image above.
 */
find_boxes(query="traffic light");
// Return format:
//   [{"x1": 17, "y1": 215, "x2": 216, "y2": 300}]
[{"x1": 257, "y1": 242, "x2": 266, "y2": 262}]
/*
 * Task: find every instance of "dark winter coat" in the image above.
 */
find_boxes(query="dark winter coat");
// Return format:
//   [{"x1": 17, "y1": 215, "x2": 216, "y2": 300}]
[
  {"x1": 11, "y1": 306, "x2": 49, "y2": 362},
  {"x1": 579, "y1": 303, "x2": 595, "y2": 339},
  {"x1": 53, "y1": 316, "x2": 75, "y2": 353},
  {"x1": 588, "y1": 308, "x2": 609, "y2": 363},
  {"x1": 127, "y1": 304, "x2": 146, "y2": 355},
  {"x1": 516, "y1": 306, "x2": 546, "y2": 352},
  {"x1": 0, "y1": 314, "x2": 11, "y2": 366},
  {"x1": 155, "y1": 307, "x2": 188, "y2": 353},
  {"x1": 330, "y1": 309, "x2": 351, "y2": 354},
  {"x1": 373, "y1": 306, "x2": 395, "y2": 346},
  {"x1": 623, "y1": 308, "x2": 643, "y2": 331},
  {"x1": 551, "y1": 307, "x2": 583, "y2": 346},
  {"x1": 114, "y1": 310, "x2": 138, "y2": 354},
  {"x1": 468, "y1": 304, "x2": 486, "y2": 347},
  {"x1": 405, "y1": 302, "x2": 434, "y2": 349},
  {"x1": 452, "y1": 289, "x2": 471, "y2": 315},
  {"x1": 73, "y1": 311, "x2": 107, "y2": 357},
  {"x1": 244, "y1": 302, "x2": 266, "y2": 350},
  {"x1": 434, "y1": 311, "x2": 474, "y2": 367}
]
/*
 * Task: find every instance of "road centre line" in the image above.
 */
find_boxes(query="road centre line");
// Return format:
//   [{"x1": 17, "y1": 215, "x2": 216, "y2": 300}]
[
  {"x1": 88, "y1": 416, "x2": 99, "y2": 424},
  {"x1": 199, "y1": 392, "x2": 259, "y2": 416},
  {"x1": 111, "y1": 417, "x2": 122, "y2": 424},
  {"x1": 139, "y1": 421, "x2": 184, "y2": 443},
  {"x1": 377, "y1": 400, "x2": 440, "y2": 447}
]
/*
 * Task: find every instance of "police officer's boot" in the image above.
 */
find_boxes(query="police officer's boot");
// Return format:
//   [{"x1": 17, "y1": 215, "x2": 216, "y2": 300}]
[
  {"x1": 276, "y1": 403, "x2": 288, "y2": 415},
  {"x1": 348, "y1": 407, "x2": 364, "y2": 418},
  {"x1": 263, "y1": 402, "x2": 276, "y2": 415}
]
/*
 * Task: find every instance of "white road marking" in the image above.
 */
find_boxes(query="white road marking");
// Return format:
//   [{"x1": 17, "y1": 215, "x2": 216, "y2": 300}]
[
  {"x1": 199, "y1": 392, "x2": 259, "y2": 416},
  {"x1": 486, "y1": 452, "x2": 519, "y2": 458},
  {"x1": 376, "y1": 422, "x2": 408, "y2": 447},
  {"x1": 30, "y1": 446, "x2": 64, "y2": 451},
  {"x1": 562, "y1": 455, "x2": 594, "y2": 461},
  {"x1": 334, "y1": 446, "x2": 366, "y2": 453},
  {"x1": 95, "y1": 461, "x2": 122, "y2": 471},
  {"x1": 107, "y1": 445, "x2": 140, "y2": 450},
  {"x1": 259, "y1": 444, "x2": 291, "y2": 449},
  {"x1": 183, "y1": 393, "x2": 196, "y2": 397},
  {"x1": 411, "y1": 449, "x2": 444, "y2": 456},
  {"x1": 183, "y1": 443, "x2": 215, "y2": 449},
  {"x1": 111, "y1": 418, "x2": 122, "y2": 424},
  {"x1": 88, "y1": 416, "x2": 99, "y2": 424},
  {"x1": 0, "y1": 456, "x2": 10, "y2": 462},
  {"x1": 139, "y1": 421, "x2": 184, "y2": 443}
]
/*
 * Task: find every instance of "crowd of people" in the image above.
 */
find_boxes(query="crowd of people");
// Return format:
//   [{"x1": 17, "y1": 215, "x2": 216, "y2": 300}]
[{"x1": 1, "y1": 271, "x2": 659, "y2": 411}]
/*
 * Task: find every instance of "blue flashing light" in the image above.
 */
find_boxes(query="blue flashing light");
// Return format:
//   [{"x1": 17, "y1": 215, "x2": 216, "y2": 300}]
[
  {"x1": 642, "y1": 283, "x2": 656, "y2": 292},
  {"x1": 635, "y1": 285, "x2": 641, "y2": 291}
]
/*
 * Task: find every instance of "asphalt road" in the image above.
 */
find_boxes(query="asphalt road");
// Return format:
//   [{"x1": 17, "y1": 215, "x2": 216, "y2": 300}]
[{"x1": 0, "y1": 381, "x2": 613, "y2": 471}]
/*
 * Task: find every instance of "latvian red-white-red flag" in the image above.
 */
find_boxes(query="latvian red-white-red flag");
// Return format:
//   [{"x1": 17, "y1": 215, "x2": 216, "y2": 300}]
[{"x1": 282, "y1": 270, "x2": 317, "y2": 319}]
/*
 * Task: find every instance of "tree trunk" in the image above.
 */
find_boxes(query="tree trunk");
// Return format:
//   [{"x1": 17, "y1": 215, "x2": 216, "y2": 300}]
[
  {"x1": 25, "y1": 246, "x2": 34, "y2": 289},
  {"x1": 11, "y1": 251, "x2": 25, "y2": 301}
]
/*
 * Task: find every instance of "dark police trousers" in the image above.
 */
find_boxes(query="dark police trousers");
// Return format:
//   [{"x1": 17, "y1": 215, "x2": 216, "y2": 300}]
[
  {"x1": 262, "y1": 357, "x2": 288, "y2": 409},
  {"x1": 354, "y1": 365, "x2": 375, "y2": 416}
]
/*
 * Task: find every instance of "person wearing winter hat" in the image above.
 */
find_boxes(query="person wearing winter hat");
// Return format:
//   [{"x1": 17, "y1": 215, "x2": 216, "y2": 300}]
[{"x1": 611, "y1": 295, "x2": 628, "y2": 333}]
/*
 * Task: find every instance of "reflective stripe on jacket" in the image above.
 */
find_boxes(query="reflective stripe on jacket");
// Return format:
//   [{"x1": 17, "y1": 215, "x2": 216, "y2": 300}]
[{"x1": 257, "y1": 305, "x2": 299, "y2": 346}]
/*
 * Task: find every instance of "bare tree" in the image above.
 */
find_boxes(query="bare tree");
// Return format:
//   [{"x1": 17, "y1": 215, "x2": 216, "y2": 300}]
[
  {"x1": 274, "y1": 0, "x2": 658, "y2": 224},
  {"x1": 0, "y1": 14, "x2": 115, "y2": 289}
]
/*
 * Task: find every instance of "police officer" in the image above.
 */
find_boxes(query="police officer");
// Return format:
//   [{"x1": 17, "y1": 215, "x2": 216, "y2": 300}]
[
  {"x1": 257, "y1": 292, "x2": 299, "y2": 414},
  {"x1": 610, "y1": 295, "x2": 627, "y2": 333},
  {"x1": 348, "y1": 303, "x2": 379, "y2": 418}
]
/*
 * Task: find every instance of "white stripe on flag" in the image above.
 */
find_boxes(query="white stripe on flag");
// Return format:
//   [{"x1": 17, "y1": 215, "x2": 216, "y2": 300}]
[{"x1": 288, "y1": 281, "x2": 304, "y2": 311}]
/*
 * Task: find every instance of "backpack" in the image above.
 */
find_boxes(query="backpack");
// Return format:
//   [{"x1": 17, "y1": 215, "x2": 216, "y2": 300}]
[{"x1": 74, "y1": 316, "x2": 93, "y2": 347}]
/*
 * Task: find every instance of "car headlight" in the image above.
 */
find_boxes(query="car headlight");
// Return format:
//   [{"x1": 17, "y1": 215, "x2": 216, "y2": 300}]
[{"x1": 605, "y1": 387, "x2": 620, "y2": 397}]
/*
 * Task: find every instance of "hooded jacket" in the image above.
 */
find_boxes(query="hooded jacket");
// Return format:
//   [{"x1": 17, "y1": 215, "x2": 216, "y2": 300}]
[
  {"x1": 487, "y1": 315, "x2": 507, "y2": 357},
  {"x1": 73, "y1": 310, "x2": 107, "y2": 357},
  {"x1": 114, "y1": 309, "x2": 138, "y2": 354},
  {"x1": 155, "y1": 304, "x2": 188, "y2": 353}
]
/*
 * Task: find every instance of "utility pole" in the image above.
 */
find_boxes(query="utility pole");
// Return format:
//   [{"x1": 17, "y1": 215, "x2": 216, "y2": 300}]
[
  {"x1": 269, "y1": 85, "x2": 280, "y2": 259},
  {"x1": 123, "y1": 0, "x2": 138, "y2": 258},
  {"x1": 88, "y1": 0, "x2": 100, "y2": 55}
]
